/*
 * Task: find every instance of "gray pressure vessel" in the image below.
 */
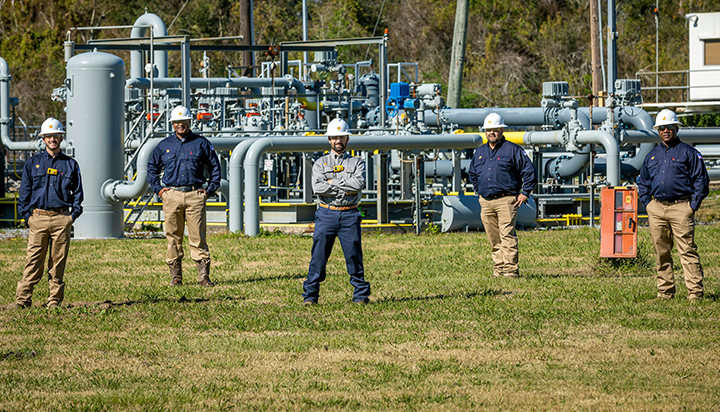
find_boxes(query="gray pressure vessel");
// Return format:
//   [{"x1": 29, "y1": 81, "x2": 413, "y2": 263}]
[
  {"x1": 359, "y1": 72, "x2": 380, "y2": 107},
  {"x1": 66, "y1": 52, "x2": 125, "y2": 238}
]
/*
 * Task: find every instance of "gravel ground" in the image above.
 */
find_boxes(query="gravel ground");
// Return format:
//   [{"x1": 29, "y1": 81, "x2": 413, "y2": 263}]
[{"x1": 0, "y1": 229, "x2": 29, "y2": 241}]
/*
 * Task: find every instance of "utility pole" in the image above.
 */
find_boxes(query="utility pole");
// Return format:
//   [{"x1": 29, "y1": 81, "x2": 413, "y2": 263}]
[
  {"x1": 590, "y1": 0, "x2": 602, "y2": 106},
  {"x1": 239, "y1": 0, "x2": 254, "y2": 77},
  {"x1": 447, "y1": 0, "x2": 469, "y2": 108}
]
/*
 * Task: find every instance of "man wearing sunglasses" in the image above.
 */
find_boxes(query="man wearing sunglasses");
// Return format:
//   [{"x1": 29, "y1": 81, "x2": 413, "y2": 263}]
[
  {"x1": 637, "y1": 109, "x2": 709, "y2": 302},
  {"x1": 12, "y1": 118, "x2": 84, "y2": 310},
  {"x1": 147, "y1": 105, "x2": 221, "y2": 287}
]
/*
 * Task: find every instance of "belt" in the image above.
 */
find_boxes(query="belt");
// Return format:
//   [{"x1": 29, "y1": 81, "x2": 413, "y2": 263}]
[
  {"x1": 654, "y1": 197, "x2": 690, "y2": 205},
  {"x1": 34, "y1": 207, "x2": 70, "y2": 216},
  {"x1": 168, "y1": 185, "x2": 202, "y2": 193},
  {"x1": 484, "y1": 192, "x2": 515, "y2": 200},
  {"x1": 318, "y1": 203, "x2": 359, "y2": 211}
]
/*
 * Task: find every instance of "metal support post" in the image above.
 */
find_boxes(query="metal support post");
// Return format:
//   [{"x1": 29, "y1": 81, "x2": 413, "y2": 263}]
[
  {"x1": 414, "y1": 156, "x2": 422, "y2": 235},
  {"x1": 375, "y1": 152, "x2": 388, "y2": 224},
  {"x1": 452, "y1": 149, "x2": 462, "y2": 193},
  {"x1": 181, "y1": 37, "x2": 191, "y2": 107},
  {"x1": 302, "y1": 153, "x2": 313, "y2": 203}
]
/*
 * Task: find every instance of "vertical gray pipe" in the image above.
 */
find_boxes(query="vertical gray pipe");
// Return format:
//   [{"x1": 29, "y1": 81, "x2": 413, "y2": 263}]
[
  {"x1": 302, "y1": 0, "x2": 308, "y2": 79},
  {"x1": 228, "y1": 139, "x2": 258, "y2": 232},
  {"x1": 379, "y1": 31, "x2": 388, "y2": 126},
  {"x1": 607, "y1": 0, "x2": 617, "y2": 94},
  {"x1": 130, "y1": 13, "x2": 168, "y2": 78},
  {"x1": 67, "y1": 52, "x2": 126, "y2": 238},
  {"x1": 181, "y1": 38, "x2": 191, "y2": 108},
  {"x1": 0, "y1": 57, "x2": 37, "y2": 151}
]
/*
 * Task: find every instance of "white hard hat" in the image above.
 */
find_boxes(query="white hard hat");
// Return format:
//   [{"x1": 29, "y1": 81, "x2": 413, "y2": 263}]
[
  {"x1": 39, "y1": 117, "x2": 66, "y2": 137},
  {"x1": 326, "y1": 118, "x2": 351, "y2": 136},
  {"x1": 483, "y1": 113, "x2": 508, "y2": 129},
  {"x1": 654, "y1": 109, "x2": 681, "y2": 128},
  {"x1": 170, "y1": 105, "x2": 193, "y2": 122}
]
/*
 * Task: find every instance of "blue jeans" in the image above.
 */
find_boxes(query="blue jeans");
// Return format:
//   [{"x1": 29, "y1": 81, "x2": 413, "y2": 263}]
[{"x1": 303, "y1": 206, "x2": 370, "y2": 303}]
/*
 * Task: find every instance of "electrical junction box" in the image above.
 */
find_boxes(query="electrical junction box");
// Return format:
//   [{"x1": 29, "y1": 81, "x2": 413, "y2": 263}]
[{"x1": 600, "y1": 186, "x2": 638, "y2": 258}]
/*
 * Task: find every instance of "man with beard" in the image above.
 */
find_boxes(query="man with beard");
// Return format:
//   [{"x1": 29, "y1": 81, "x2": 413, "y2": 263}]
[
  {"x1": 469, "y1": 113, "x2": 537, "y2": 278},
  {"x1": 303, "y1": 118, "x2": 370, "y2": 305}
]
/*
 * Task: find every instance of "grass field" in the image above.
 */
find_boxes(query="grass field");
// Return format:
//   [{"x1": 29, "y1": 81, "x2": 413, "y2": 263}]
[{"x1": 1, "y1": 218, "x2": 720, "y2": 410}]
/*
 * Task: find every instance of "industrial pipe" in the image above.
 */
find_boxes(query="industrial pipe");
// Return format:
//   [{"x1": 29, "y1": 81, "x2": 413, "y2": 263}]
[
  {"x1": 101, "y1": 138, "x2": 161, "y2": 202},
  {"x1": 130, "y1": 13, "x2": 168, "y2": 79},
  {"x1": 102, "y1": 136, "x2": 253, "y2": 203},
  {"x1": 624, "y1": 128, "x2": 720, "y2": 144},
  {"x1": 523, "y1": 129, "x2": 620, "y2": 185},
  {"x1": 0, "y1": 57, "x2": 43, "y2": 151},
  {"x1": 241, "y1": 134, "x2": 485, "y2": 236},
  {"x1": 228, "y1": 138, "x2": 261, "y2": 232}
]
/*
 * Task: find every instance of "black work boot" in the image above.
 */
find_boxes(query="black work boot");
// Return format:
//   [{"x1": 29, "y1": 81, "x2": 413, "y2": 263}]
[
  {"x1": 168, "y1": 260, "x2": 183, "y2": 286},
  {"x1": 197, "y1": 259, "x2": 214, "y2": 287}
]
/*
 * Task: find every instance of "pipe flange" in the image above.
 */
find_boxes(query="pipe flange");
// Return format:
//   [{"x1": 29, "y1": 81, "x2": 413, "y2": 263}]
[
  {"x1": 0, "y1": 74, "x2": 11, "y2": 81},
  {"x1": 101, "y1": 179, "x2": 120, "y2": 203}
]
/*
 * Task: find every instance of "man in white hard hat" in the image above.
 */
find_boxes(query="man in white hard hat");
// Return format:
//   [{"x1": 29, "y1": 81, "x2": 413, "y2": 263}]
[
  {"x1": 637, "y1": 109, "x2": 709, "y2": 301},
  {"x1": 11, "y1": 118, "x2": 84, "y2": 310},
  {"x1": 147, "y1": 105, "x2": 221, "y2": 287},
  {"x1": 302, "y1": 118, "x2": 371, "y2": 305},
  {"x1": 468, "y1": 113, "x2": 537, "y2": 278}
]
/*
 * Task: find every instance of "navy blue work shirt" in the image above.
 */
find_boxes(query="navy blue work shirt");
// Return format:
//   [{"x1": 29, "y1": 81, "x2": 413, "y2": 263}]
[
  {"x1": 637, "y1": 138, "x2": 709, "y2": 211},
  {"x1": 18, "y1": 150, "x2": 84, "y2": 222},
  {"x1": 468, "y1": 138, "x2": 537, "y2": 198},
  {"x1": 147, "y1": 132, "x2": 221, "y2": 196}
]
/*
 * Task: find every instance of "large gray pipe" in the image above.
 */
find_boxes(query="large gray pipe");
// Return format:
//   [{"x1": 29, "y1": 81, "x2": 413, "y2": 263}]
[
  {"x1": 102, "y1": 136, "x2": 252, "y2": 202},
  {"x1": 425, "y1": 106, "x2": 656, "y2": 179},
  {"x1": 241, "y1": 134, "x2": 485, "y2": 236},
  {"x1": 0, "y1": 57, "x2": 40, "y2": 151},
  {"x1": 101, "y1": 138, "x2": 161, "y2": 202},
  {"x1": 130, "y1": 13, "x2": 168, "y2": 79},
  {"x1": 624, "y1": 128, "x2": 720, "y2": 143},
  {"x1": 524, "y1": 129, "x2": 620, "y2": 185},
  {"x1": 228, "y1": 139, "x2": 261, "y2": 232}
]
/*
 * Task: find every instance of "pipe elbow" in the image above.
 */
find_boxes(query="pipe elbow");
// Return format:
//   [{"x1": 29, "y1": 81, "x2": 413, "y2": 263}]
[{"x1": 101, "y1": 179, "x2": 121, "y2": 203}]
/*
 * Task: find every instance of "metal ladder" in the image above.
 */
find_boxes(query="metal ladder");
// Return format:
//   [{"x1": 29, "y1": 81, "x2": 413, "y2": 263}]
[{"x1": 124, "y1": 191, "x2": 155, "y2": 231}]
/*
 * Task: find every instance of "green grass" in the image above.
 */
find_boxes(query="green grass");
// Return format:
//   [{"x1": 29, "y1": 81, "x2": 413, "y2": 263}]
[{"x1": 1, "y1": 225, "x2": 719, "y2": 411}]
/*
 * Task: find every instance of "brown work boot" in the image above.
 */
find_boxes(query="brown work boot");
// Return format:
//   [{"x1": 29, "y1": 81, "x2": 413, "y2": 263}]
[
  {"x1": 197, "y1": 259, "x2": 215, "y2": 287},
  {"x1": 168, "y1": 259, "x2": 183, "y2": 286}
]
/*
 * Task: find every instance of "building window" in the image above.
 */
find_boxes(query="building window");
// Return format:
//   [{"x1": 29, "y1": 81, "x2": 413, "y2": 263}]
[{"x1": 704, "y1": 40, "x2": 720, "y2": 65}]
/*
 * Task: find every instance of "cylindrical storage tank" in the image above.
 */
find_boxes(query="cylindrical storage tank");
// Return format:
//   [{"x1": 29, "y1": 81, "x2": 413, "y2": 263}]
[{"x1": 66, "y1": 52, "x2": 125, "y2": 238}]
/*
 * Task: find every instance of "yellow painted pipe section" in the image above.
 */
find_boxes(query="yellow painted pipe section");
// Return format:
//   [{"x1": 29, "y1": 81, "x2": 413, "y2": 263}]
[
  {"x1": 452, "y1": 130, "x2": 526, "y2": 145},
  {"x1": 298, "y1": 96, "x2": 323, "y2": 111}
]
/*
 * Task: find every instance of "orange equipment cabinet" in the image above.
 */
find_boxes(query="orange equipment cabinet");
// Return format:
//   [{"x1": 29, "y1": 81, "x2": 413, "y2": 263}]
[{"x1": 600, "y1": 186, "x2": 638, "y2": 258}]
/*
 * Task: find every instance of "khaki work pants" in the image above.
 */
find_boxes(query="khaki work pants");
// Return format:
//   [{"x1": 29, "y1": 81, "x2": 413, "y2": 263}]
[
  {"x1": 646, "y1": 199, "x2": 704, "y2": 299},
  {"x1": 479, "y1": 195, "x2": 520, "y2": 277},
  {"x1": 162, "y1": 189, "x2": 210, "y2": 264},
  {"x1": 16, "y1": 211, "x2": 73, "y2": 307}
]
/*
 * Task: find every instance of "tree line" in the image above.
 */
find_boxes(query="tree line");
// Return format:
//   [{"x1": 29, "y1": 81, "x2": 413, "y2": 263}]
[{"x1": 1, "y1": 0, "x2": 718, "y2": 125}]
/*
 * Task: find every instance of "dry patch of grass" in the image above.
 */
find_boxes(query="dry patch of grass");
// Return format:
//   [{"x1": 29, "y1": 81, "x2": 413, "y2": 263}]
[{"x1": 1, "y1": 226, "x2": 719, "y2": 410}]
